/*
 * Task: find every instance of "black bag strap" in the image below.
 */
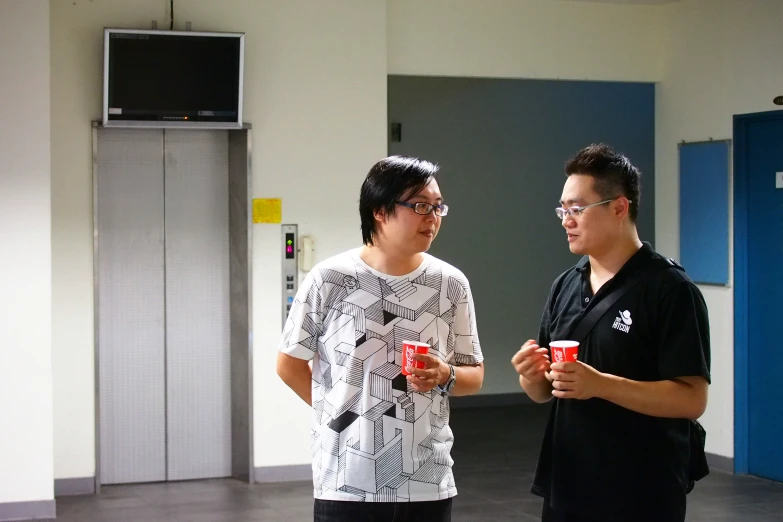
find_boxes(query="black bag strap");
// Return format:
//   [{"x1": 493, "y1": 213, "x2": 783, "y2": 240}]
[{"x1": 570, "y1": 256, "x2": 683, "y2": 344}]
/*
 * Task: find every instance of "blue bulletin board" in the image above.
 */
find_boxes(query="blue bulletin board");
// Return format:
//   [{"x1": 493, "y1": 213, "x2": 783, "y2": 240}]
[{"x1": 678, "y1": 140, "x2": 731, "y2": 285}]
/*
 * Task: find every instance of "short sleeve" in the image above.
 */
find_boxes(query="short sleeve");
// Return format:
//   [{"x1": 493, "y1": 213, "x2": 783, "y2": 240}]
[
  {"x1": 537, "y1": 287, "x2": 555, "y2": 350},
  {"x1": 452, "y1": 276, "x2": 484, "y2": 365},
  {"x1": 657, "y1": 281, "x2": 711, "y2": 383},
  {"x1": 277, "y1": 270, "x2": 324, "y2": 361}
]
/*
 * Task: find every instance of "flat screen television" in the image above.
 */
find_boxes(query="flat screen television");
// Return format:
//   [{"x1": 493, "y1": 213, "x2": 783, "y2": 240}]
[{"x1": 103, "y1": 28, "x2": 244, "y2": 129}]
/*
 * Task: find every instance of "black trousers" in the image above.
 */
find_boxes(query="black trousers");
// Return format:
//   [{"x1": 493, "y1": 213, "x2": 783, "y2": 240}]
[
  {"x1": 314, "y1": 498, "x2": 452, "y2": 522},
  {"x1": 542, "y1": 500, "x2": 602, "y2": 522},
  {"x1": 542, "y1": 498, "x2": 684, "y2": 522}
]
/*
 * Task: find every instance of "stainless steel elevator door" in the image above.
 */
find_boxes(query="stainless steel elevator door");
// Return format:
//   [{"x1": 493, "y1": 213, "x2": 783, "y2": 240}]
[
  {"x1": 164, "y1": 130, "x2": 232, "y2": 481},
  {"x1": 97, "y1": 128, "x2": 232, "y2": 484},
  {"x1": 97, "y1": 128, "x2": 167, "y2": 485}
]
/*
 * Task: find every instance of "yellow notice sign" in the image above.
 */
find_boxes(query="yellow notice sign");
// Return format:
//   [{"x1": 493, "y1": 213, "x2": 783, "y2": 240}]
[{"x1": 252, "y1": 198, "x2": 282, "y2": 224}]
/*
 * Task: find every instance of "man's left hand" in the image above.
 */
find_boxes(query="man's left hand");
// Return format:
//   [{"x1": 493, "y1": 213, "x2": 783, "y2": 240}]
[
  {"x1": 549, "y1": 361, "x2": 608, "y2": 400},
  {"x1": 406, "y1": 353, "x2": 449, "y2": 393}
]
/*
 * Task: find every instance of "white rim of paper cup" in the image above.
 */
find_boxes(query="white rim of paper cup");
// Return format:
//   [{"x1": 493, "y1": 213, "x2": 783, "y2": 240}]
[
  {"x1": 401, "y1": 340, "x2": 430, "y2": 348},
  {"x1": 549, "y1": 341, "x2": 579, "y2": 348}
]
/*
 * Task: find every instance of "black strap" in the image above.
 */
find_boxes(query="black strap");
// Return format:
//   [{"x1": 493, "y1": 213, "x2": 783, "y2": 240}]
[{"x1": 569, "y1": 256, "x2": 681, "y2": 344}]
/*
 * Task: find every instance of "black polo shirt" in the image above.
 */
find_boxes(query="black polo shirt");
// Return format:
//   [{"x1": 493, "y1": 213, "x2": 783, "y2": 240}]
[{"x1": 531, "y1": 242, "x2": 711, "y2": 522}]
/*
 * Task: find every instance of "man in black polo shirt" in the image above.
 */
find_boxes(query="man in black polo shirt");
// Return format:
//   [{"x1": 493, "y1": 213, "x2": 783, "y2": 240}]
[{"x1": 511, "y1": 144, "x2": 711, "y2": 522}]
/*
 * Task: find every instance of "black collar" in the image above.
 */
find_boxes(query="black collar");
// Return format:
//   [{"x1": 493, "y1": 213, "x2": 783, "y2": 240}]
[{"x1": 575, "y1": 242, "x2": 656, "y2": 280}]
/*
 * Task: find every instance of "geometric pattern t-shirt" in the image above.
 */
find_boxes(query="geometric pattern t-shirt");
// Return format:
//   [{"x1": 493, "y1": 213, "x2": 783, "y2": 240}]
[{"x1": 278, "y1": 249, "x2": 483, "y2": 502}]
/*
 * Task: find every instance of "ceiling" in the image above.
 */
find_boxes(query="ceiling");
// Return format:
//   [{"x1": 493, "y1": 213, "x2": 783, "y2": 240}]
[{"x1": 556, "y1": 0, "x2": 680, "y2": 5}]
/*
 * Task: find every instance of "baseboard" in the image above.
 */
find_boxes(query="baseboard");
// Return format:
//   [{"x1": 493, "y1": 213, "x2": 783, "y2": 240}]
[
  {"x1": 254, "y1": 464, "x2": 311, "y2": 483},
  {"x1": 706, "y1": 452, "x2": 734, "y2": 473},
  {"x1": 55, "y1": 476, "x2": 95, "y2": 496},
  {"x1": 0, "y1": 500, "x2": 56, "y2": 521},
  {"x1": 449, "y1": 392, "x2": 533, "y2": 409}
]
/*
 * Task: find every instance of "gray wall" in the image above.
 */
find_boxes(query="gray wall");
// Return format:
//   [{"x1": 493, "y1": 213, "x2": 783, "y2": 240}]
[{"x1": 388, "y1": 76, "x2": 655, "y2": 395}]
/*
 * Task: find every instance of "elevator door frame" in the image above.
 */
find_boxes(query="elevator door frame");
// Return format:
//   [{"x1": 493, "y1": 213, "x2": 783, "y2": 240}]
[{"x1": 91, "y1": 122, "x2": 255, "y2": 492}]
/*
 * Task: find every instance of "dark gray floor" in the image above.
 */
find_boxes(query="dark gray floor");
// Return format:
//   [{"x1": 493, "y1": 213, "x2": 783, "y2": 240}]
[{"x1": 52, "y1": 405, "x2": 783, "y2": 521}]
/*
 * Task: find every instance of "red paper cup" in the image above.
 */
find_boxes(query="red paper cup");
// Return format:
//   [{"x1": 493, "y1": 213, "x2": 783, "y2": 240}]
[
  {"x1": 550, "y1": 340, "x2": 579, "y2": 364},
  {"x1": 401, "y1": 340, "x2": 430, "y2": 375}
]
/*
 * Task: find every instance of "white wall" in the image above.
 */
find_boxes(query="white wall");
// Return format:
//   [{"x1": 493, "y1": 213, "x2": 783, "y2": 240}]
[
  {"x1": 47, "y1": 0, "x2": 771, "y2": 479},
  {"x1": 50, "y1": 0, "x2": 387, "y2": 476},
  {"x1": 0, "y1": 0, "x2": 54, "y2": 504},
  {"x1": 388, "y1": 0, "x2": 666, "y2": 81},
  {"x1": 244, "y1": 0, "x2": 387, "y2": 468},
  {"x1": 655, "y1": 0, "x2": 783, "y2": 458}
]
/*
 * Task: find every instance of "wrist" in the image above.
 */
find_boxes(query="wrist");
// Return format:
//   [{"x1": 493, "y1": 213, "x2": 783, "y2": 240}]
[
  {"x1": 522, "y1": 371, "x2": 548, "y2": 386},
  {"x1": 596, "y1": 372, "x2": 618, "y2": 401},
  {"x1": 521, "y1": 374, "x2": 552, "y2": 403},
  {"x1": 438, "y1": 362, "x2": 450, "y2": 386}
]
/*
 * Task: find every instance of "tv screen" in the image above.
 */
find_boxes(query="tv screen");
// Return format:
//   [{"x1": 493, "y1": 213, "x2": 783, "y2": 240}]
[{"x1": 103, "y1": 29, "x2": 244, "y2": 128}]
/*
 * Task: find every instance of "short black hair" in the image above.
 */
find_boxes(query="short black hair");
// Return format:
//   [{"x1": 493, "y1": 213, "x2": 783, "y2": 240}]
[
  {"x1": 565, "y1": 143, "x2": 641, "y2": 222},
  {"x1": 359, "y1": 156, "x2": 440, "y2": 245}
]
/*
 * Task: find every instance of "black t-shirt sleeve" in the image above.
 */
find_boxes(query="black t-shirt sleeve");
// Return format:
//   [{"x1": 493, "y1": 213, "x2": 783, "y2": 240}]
[
  {"x1": 657, "y1": 280, "x2": 711, "y2": 383},
  {"x1": 538, "y1": 283, "x2": 555, "y2": 349}
]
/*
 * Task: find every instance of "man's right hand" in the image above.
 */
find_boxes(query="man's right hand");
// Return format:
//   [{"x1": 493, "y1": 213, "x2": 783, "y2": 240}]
[{"x1": 511, "y1": 339, "x2": 551, "y2": 385}]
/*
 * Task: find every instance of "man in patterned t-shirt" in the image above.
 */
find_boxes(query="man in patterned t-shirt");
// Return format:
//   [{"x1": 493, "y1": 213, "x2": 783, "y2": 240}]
[{"x1": 277, "y1": 156, "x2": 485, "y2": 522}]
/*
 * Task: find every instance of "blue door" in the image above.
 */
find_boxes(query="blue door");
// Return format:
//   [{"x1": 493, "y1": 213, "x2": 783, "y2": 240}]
[{"x1": 745, "y1": 113, "x2": 783, "y2": 482}]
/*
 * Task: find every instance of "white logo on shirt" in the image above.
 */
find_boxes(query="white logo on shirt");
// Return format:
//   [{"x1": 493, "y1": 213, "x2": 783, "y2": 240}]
[{"x1": 612, "y1": 310, "x2": 632, "y2": 333}]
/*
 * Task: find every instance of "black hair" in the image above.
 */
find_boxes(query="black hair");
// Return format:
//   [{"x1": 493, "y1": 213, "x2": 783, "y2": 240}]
[
  {"x1": 565, "y1": 143, "x2": 641, "y2": 222},
  {"x1": 359, "y1": 156, "x2": 440, "y2": 245}
]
